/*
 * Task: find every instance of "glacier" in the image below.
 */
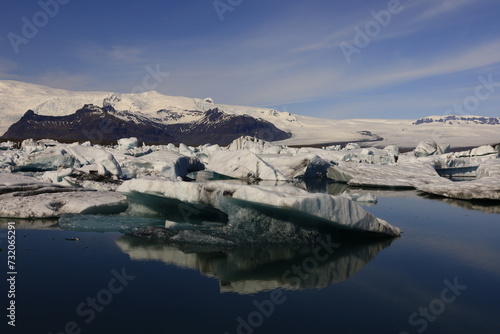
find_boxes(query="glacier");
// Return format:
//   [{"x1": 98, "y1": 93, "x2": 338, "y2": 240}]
[{"x1": 2, "y1": 80, "x2": 500, "y2": 148}]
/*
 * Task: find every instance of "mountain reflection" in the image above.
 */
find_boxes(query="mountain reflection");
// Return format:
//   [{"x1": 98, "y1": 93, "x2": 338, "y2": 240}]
[{"x1": 116, "y1": 235, "x2": 395, "y2": 294}]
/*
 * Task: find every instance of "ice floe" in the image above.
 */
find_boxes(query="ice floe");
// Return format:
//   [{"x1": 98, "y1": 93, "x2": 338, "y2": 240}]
[
  {"x1": 0, "y1": 172, "x2": 128, "y2": 218},
  {"x1": 117, "y1": 179, "x2": 401, "y2": 237},
  {"x1": 327, "y1": 162, "x2": 448, "y2": 188},
  {"x1": 417, "y1": 159, "x2": 500, "y2": 200}
]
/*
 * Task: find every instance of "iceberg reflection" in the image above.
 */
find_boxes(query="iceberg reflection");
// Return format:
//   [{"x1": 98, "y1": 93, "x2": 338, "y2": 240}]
[{"x1": 115, "y1": 235, "x2": 395, "y2": 294}]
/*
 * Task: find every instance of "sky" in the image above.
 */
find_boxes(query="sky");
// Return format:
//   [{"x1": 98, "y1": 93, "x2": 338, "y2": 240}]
[{"x1": 1, "y1": 0, "x2": 500, "y2": 119}]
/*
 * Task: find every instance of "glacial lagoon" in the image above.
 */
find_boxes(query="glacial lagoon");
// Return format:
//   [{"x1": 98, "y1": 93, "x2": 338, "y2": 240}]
[{"x1": 1, "y1": 188, "x2": 499, "y2": 334}]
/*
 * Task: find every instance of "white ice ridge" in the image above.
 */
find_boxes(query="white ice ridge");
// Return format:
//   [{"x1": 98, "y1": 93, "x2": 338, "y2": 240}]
[
  {"x1": 417, "y1": 159, "x2": 500, "y2": 200},
  {"x1": 0, "y1": 173, "x2": 128, "y2": 218},
  {"x1": 117, "y1": 179, "x2": 402, "y2": 237},
  {"x1": 327, "y1": 163, "x2": 449, "y2": 188}
]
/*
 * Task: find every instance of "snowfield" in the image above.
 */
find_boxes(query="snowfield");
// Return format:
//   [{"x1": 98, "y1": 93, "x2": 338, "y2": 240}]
[{"x1": 1, "y1": 80, "x2": 499, "y2": 148}]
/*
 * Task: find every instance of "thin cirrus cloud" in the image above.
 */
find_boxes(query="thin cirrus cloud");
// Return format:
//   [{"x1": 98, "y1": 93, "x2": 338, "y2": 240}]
[
  {"x1": 1, "y1": 0, "x2": 499, "y2": 119},
  {"x1": 414, "y1": 0, "x2": 477, "y2": 22},
  {"x1": 37, "y1": 71, "x2": 96, "y2": 91},
  {"x1": 73, "y1": 43, "x2": 146, "y2": 65}
]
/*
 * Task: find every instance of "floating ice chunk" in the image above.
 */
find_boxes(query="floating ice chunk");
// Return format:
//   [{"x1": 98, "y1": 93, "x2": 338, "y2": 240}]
[
  {"x1": 65, "y1": 145, "x2": 122, "y2": 177},
  {"x1": 0, "y1": 172, "x2": 47, "y2": 186},
  {"x1": 116, "y1": 149, "x2": 204, "y2": 179},
  {"x1": 0, "y1": 186, "x2": 128, "y2": 218},
  {"x1": 20, "y1": 139, "x2": 46, "y2": 154},
  {"x1": 470, "y1": 145, "x2": 497, "y2": 157},
  {"x1": 327, "y1": 162, "x2": 448, "y2": 188},
  {"x1": 117, "y1": 137, "x2": 139, "y2": 151},
  {"x1": 344, "y1": 143, "x2": 361, "y2": 150},
  {"x1": 417, "y1": 159, "x2": 500, "y2": 200},
  {"x1": 117, "y1": 179, "x2": 402, "y2": 236},
  {"x1": 383, "y1": 145, "x2": 399, "y2": 159},
  {"x1": 0, "y1": 141, "x2": 15, "y2": 150},
  {"x1": 259, "y1": 154, "x2": 331, "y2": 179},
  {"x1": 323, "y1": 145, "x2": 341, "y2": 151},
  {"x1": 414, "y1": 140, "x2": 450, "y2": 157},
  {"x1": 226, "y1": 185, "x2": 400, "y2": 236},
  {"x1": 165, "y1": 220, "x2": 177, "y2": 228},
  {"x1": 14, "y1": 143, "x2": 123, "y2": 177},
  {"x1": 228, "y1": 136, "x2": 282, "y2": 154},
  {"x1": 207, "y1": 150, "x2": 288, "y2": 181},
  {"x1": 14, "y1": 147, "x2": 77, "y2": 172},
  {"x1": 414, "y1": 140, "x2": 438, "y2": 157}
]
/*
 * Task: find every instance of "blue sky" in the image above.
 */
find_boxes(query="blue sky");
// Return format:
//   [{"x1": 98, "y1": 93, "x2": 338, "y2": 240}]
[{"x1": 1, "y1": 0, "x2": 499, "y2": 119}]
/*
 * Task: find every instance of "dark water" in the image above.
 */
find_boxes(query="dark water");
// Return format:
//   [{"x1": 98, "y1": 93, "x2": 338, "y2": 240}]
[{"x1": 1, "y1": 191, "x2": 500, "y2": 334}]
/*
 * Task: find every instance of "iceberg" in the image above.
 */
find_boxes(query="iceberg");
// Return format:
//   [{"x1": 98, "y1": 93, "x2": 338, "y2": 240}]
[
  {"x1": 206, "y1": 150, "x2": 288, "y2": 181},
  {"x1": 417, "y1": 159, "x2": 500, "y2": 200},
  {"x1": 327, "y1": 162, "x2": 448, "y2": 188},
  {"x1": 117, "y1": 137, "x2": 139, "y2": 151},
  {"x1": 13, "y1": 142, "x2": 123, "y2": 177},
  {"x1": 259, "y1": 154, "x2": 331, "y2": 179},
  {"x1": 117, "y1": 179, "x2": 402, "y2": 237},
  {"x1": 116, "y1": 149, "x2": 204, "y2": 180},
  {"x1": 0, "y1": 173, "x2": 128, "y2": 218},
  {"x1": 207, "y1": 148, "x2": 331, "y2": 181}
]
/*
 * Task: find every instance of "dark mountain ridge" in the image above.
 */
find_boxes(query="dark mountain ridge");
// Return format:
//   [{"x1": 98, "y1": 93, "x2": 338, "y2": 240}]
[{"x1": 1, "y1": 105, "x2": 291, "y2": 146}]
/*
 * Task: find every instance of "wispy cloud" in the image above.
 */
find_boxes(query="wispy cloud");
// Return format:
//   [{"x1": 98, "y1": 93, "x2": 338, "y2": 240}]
[
  {"x1": 334, "y1": 39, "x2": 500, "y2": 93},
  {"x1": 36, "y1": 70, "x2": 95, "y2": 90},
  {"x1": 415, "y1": 0, "x2": 477, "y2": 22},
  {"x1": 73, "y1": 42, "x2": 146, "y2": 65}
]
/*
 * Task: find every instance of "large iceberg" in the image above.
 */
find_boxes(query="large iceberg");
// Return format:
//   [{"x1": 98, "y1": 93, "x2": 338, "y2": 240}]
[
  {"x1": 327, "y1": 162, "x2": 449, "y2": 188},
  {"x1": 13, "y1": 143, "x2": 123, "y2": 177},
  {"x1": 206, "y1": 150, "x2": 288, "y2": 181},
  {"x1": 207, "y1": 149, "x2": 330, "y2": 181},
  {"x1": 0, "y1": 173, "x2": 128, "y2": 218},
  {"x1": 417, "y1": 159, "x2": 500, "y2": 200},
  {"x1": 117, "y1": 179, "x2": 402, "y2": 237}
]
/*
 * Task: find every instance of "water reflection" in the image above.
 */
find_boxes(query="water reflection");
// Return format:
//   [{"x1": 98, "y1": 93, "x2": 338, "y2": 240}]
[
  {"x1": 116, "y1": 235, "x2": 395, "y2": 294},
  {"x1": 420, "y1": 194, "x2": 500, "y2": 214},
  {"x1": 0, "y1": 218, "x2": 59, "y2": 229}
]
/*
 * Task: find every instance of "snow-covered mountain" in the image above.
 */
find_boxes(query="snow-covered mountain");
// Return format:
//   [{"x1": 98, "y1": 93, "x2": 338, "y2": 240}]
[
  {"x1": 0, "y1": 80, "x2": 499, "y2": 147},
  {"x1": 413, "y1": 115, "x2": 500, "y2": 125},
  {"x1": 2, "y1": 105, "x2": 291, "y2": 145}
]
